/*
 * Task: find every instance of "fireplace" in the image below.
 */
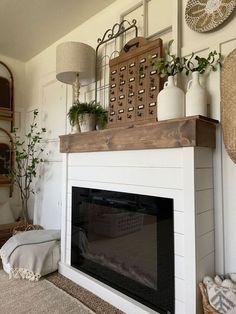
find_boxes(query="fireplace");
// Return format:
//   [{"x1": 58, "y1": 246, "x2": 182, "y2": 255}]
[
  {"x1": 71, "y1": 186, "x2": 174, "y2": 313},
  {"x1": 59, "y1": 146, "x2": 215, "y2": 313}
]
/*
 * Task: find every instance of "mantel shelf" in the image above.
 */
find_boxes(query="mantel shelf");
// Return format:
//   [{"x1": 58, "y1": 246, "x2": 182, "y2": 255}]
[{"x1": 59, "y1": 116, "x2": 219, "y2": 153}]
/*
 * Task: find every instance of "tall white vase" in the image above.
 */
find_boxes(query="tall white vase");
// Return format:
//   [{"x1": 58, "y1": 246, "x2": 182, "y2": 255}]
[
  {"x1": 157, "y1": 76, "x2": 185, "y2": 121},
  {"x1": 186, "y1": 71, "x2": 207, "y2": 117}
]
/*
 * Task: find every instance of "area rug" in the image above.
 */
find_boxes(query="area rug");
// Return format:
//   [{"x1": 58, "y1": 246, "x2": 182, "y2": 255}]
[
  {"x1": 0, "y1": 270, "x2": 95, "y2": 314},
  {"x1": 46, "y1": 272, "x2": 123, "y2": 314}
]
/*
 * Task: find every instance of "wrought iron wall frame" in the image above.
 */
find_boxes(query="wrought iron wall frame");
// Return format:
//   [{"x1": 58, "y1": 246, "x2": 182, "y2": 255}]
[
  {"x1": 95, "y1": 19, "x2": 138, "y2": 105},
  {"x1": 93, "y1": 0, "x2": 180, "y2": 108}
]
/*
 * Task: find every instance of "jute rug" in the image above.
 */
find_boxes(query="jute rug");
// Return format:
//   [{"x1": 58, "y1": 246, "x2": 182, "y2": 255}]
[
  {"x1": 0, "y1": 270, "x2": 95, "y2": 314},
  {"x1": 46, "y1": 272, "x2": 123, "y2": 314}
]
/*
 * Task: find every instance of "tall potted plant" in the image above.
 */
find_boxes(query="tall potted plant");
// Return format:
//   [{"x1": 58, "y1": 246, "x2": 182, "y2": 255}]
[{"x1": 10, "y1": 109, "x2": 46, "y2": 224}]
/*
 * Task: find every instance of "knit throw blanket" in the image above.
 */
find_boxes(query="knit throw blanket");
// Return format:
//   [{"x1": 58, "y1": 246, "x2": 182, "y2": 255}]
[{"x1": 0, "y1": 230, "x2": 60, "y2": 281}]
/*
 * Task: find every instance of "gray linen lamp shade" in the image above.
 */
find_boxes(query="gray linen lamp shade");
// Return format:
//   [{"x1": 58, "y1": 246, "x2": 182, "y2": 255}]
[{"x1": 56, "y1": 41, "x2": 95, "y2": 85}]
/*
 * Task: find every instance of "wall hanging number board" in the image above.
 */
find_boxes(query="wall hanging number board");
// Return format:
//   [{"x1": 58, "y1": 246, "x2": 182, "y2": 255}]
[
  {"x1": 185, "y1": 0, "x2": 236, "y2": 33},
  {"x1": 108, "y1": 37, "x2": 163, "y2": 128}
]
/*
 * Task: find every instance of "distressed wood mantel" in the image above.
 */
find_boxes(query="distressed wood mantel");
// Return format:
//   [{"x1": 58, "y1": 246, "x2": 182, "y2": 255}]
[{"x1": 59, "y1": 116, "x2": 218, "y2": 153}]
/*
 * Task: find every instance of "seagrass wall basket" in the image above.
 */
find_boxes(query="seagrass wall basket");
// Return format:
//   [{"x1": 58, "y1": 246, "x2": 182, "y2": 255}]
[
  {"x1": 185, "y1": 0, "x2": 236, "y2": 33},
  {"x1": 221, "y1": 48, "x2": 236, "y2": 163}
]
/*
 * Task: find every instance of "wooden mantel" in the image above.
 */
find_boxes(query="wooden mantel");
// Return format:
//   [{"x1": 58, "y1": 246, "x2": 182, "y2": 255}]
[{"x1": 59, "y1": 116, "x2": 218, "y2": 153}]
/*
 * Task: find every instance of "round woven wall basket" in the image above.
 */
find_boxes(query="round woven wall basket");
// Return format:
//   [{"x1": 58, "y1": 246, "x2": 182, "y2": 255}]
[
  {"x1": 221, "y1": 48, "x2": 236, "y2": 164},
  {"x1": 185, "y1": 0, "x2": 236, "y2": 33}
]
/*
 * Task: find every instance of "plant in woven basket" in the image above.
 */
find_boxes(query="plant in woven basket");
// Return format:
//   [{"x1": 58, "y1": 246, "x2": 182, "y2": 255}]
[{"x1": 10, "y1": 109, "x2": 46, "y2": 224}]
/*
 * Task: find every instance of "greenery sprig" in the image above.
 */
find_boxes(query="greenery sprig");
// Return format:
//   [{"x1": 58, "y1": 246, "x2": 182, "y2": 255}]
[
  {"x1": 152, "y1": 40, "x2": 221, "y2": 78},
  {"x1": 185, "y1": 50, "x2": 222, "y2": 75},
  {"x1": 153, "y1": 40, "x2": 186, "y2": 78},
  {"x1": 10, "y1": 109, "x2": 46, "y2": 222}
]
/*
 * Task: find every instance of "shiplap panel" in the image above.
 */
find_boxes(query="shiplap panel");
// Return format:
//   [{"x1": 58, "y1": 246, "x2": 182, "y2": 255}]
[
  {"x1": 198, "y1": 231, "x2": 214, "y2": 260},
  {"x1": 68, "y1": 166, "x2": 184, "y2": 190},
  {"x1": 175, "y1": 233, "x2": 185, "y2": 257},
  {"x1": 197, "y1": 252, "x2": 215, "y2": 281},
  {"x1": 175, "y1": 300, "x2": 185, "y2": 314},
  {"x1": 195, "y1": 169, "x2": 213, "y2": 191},
  {"x1": 174, "y1": 211, "x2": 184, "y2": 234},
  {"x1": 195, "y1": 148, "x2": 213, "y2": 169},
  {"x1": 196, "y1": 189, "x2": 214, "y2": 214},
  {"x1": 67, "y1": 206, "x2": 71, "y2": 222},
  {"x1": 197, "y1": 210, "x2": 214, "y2": 237},
  {"x1": 175, "y1": 255, "x2": 185, "y2": 280},
  {"x1": 175, "y1": 278, "x2": 185, "y2": 302},
  {"x1": 68, "y1": 149, "x2": 184, "y2": 168}
]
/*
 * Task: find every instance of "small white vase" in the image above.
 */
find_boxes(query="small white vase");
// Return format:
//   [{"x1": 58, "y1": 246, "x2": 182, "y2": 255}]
[
  {"x1": 79, "y1": 113, "x2": 96, "y2": 132},
  {"x1": 157, "y1": 76, "x2": 185, "y2": 121},
  {"x1": 186, "y1": 71, "x2": 207, "y2": 117}
]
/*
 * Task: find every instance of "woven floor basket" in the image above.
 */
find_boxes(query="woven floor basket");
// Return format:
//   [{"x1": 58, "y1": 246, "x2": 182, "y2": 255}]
[
  {"x1": 221, "y1": 48, "x2": 236, "y2": 164},
  {"x1": 199, "y1": 283, "x2": 218, "y2": 314}
]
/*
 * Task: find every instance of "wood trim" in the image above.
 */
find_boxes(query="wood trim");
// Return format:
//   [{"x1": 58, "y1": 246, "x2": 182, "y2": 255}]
[{"x1": 60, "y1": 116, "x2": 219, "y2": 153}]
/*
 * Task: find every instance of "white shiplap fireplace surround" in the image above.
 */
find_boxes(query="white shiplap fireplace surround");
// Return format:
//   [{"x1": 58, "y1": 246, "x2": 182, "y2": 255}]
[{"x1": 59, "y1": 119, "x2": 216, "y2": 314}]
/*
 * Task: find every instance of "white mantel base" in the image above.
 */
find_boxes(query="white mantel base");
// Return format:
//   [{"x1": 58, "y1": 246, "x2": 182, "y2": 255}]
[
  {"x1": 60, "y1": 147, "x2": 215, "y2": 314},
  {"x1": 59, "y1": 263, "x2": 158, "y2": 314}
]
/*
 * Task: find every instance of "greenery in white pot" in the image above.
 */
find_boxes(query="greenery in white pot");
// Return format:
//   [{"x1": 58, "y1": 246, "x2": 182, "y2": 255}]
[
  {"x1": 184, "y1": 50, "x2": 221, "y2": 117},
  {"x1": 10, "y1": 109, "x2": 46, "y2": 224},
  {"x1": 67, "y1": 101, "x2": 107, "y2": 132},
  {"x1": 153, "y1": 40, "x2": 185, "y2": 121}
]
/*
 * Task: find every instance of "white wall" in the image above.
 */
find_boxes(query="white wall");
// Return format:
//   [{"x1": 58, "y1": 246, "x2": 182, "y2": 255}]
[
  {"x1": 24, "y1": 0, "x2": 236, "y2": 273},
  {"x1": 0, "y1": 54, "x2": 26, "y2": 218}
]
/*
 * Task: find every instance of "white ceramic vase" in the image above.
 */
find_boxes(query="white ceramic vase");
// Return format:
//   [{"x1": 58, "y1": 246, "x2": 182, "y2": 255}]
[
  {"x1": 157, "y1": 76, "x2": 185, "y2": 121},
  {"x1": 79, "y1": 113, "x2": 96, "y2": 133},
  {"x1": 186, "y1": 71, "x2": 207, "y2": 117}
]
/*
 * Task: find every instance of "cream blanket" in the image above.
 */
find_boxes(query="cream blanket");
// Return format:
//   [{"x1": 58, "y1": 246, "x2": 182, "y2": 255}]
[{"x1": 0, "y1": 230, "x2": 60, "y2": 281}]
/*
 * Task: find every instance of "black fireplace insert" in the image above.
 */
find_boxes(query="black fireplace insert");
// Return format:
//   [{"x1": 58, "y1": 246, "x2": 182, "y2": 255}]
[{"x1": 71, "y1": 187, "x2": 174, "y2": 313}]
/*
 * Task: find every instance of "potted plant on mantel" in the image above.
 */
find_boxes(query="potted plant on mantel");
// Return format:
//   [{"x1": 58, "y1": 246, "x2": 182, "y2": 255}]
[
  {"x1": 10, "y1": 109, "x2": 46, "y2": 227},
  {"x1": 68, "y1": 101, "x2": 107, "y2": 133}
]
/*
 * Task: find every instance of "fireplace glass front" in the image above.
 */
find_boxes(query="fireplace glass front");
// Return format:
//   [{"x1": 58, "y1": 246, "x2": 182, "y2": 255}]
[{"x1": 71, "y1": 187, "x2": 174, "y2": 313}]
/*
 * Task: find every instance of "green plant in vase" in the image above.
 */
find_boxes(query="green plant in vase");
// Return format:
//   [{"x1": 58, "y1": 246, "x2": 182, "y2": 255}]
[
  {"x1": 184, "y1": 50, "x2": 222, "y2": 117},
  {"x1": 153, "y1": 40, "x2": 186, "y2": 121}
]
